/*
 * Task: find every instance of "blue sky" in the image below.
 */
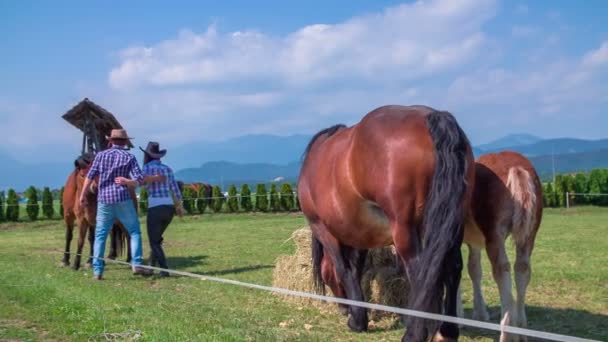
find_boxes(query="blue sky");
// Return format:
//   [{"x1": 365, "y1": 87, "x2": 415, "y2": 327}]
[{"x1": 1, "y1": 0, "x2": 607, "y2": 163}]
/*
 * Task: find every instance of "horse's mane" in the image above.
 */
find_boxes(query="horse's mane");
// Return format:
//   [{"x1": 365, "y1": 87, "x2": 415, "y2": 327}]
[{"x1": 302, "y1": 124, "x2": 347, "y2": 161}]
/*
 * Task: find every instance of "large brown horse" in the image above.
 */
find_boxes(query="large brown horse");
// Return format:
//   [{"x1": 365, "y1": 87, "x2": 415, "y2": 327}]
[
  {"x1": 298, "y1": 105, "x2": 475, "y2": 341},
  {"x1": 460, "y1": 151, "x2": 543, "y2": 342},
  {"x1": 61, "y1": 154, "x2": 133, "y2": 270}
]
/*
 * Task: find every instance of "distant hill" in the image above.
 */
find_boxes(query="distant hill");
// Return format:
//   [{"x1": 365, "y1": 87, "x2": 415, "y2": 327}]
[
  {"x1": 529, "y1": 149, "x2": 608, "y2": 181},
  {"x1": 0, "y1": 153, "x2": 71, "y2": 191},
  {"x1": 164, "y1": 134, "x2": 311, "y2": 170},
  {"x1": 481, "y1": 138, "x2": 608, "y2": 157},
  {"x1": 175, "y1": 160, "x2": 301, "y2": 187},
  {"x1": 477, "y1": 134, "x2": 543, "y2": 151}
]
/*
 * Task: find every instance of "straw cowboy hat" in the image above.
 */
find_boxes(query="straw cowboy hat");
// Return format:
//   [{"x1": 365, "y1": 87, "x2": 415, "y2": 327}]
[
  {"x1": 140, "y1": 141, "x2": 167, "y2": 159},
  {"x1": 105, "y1": 129, "x2": 133, "y2": 140}
]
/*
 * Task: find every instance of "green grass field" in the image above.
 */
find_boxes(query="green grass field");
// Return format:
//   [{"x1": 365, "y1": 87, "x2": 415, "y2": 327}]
[{"x1": 1, "y1": 208, "x2": 606, "y2": 341}]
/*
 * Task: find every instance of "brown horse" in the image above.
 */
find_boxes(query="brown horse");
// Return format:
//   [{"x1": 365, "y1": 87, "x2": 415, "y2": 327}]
[
  {"x1": 298, "y1": 105, "x2": 475, "y2": 341},
  {"x1": 61, "y1": 154, "x2": 133, "y2": 269},
  {"x1": 460, "y1": 151, "x2": 543, "y2": 342}
]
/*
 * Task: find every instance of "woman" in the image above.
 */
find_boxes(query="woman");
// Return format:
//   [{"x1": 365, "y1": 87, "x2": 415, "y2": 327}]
[{"x1": 116, "y1": 141, "x2": 184, "y2": 278}]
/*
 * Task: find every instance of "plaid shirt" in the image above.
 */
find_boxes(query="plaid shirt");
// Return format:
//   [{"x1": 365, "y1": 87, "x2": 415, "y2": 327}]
[
  {"x1": 87, "y1": 146, "x2": 144, "y2": 204},
  {"x1": 142, "y1": 160, "x2": 182, "y2": 201}
]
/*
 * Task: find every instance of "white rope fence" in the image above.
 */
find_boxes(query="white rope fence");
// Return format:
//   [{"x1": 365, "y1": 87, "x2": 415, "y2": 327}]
[{"x1": 49, "y1": 251, "x2": 600, "y2": 342}]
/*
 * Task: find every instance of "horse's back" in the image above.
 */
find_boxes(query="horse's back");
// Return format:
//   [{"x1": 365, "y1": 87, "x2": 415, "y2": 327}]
[
  {"x1": 299, "y1": 105, "x2": 440, "y2": 248},
  {"x1": 467, "y1": 151, "x2": 542, "y2": 246},
  {"x1": 62, "y1": 170, "x2": 78, "y2": 223}
]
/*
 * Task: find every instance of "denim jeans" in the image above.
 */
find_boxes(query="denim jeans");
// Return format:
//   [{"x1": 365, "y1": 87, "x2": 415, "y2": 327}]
[{"x1": 93, "y1": 200, "x2": 143, "y2": 276}]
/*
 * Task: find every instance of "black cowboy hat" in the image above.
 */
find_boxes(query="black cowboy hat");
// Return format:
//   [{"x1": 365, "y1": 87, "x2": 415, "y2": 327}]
[{"x1": 140, "y1": 141, "x2": 167, "y2": 159}]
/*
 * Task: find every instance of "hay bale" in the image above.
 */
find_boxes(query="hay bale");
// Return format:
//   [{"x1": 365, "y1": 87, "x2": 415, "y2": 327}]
[
  {"x1": 361, "y1": 266, "x2": 409, "y2": 320},
  {"x1": 272, "y1": 227, "x2": 409, "y2": 319}
]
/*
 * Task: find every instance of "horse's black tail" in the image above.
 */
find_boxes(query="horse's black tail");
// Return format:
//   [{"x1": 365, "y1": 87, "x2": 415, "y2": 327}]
[
  {"x1": 407, "y1": 110, "x2": 471, "y2": 340},
  {"x1": 110, "y1": 224, "x2": 128, "y2": 258},
  {"x1": 311, "y1": 234, "x2": 325, "y2": 295}
]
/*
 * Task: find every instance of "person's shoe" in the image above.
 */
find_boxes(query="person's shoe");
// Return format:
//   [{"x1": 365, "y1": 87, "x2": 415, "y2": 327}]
[
  {"x1": 132, "y1": 266, "x2": 154, "y2": 276},
  {"x1": 156, "y1": 271, "x2": 170, "y2": 278},
  {"x1": 93, "y1": 274, "x2": 103, "y2": 280}
]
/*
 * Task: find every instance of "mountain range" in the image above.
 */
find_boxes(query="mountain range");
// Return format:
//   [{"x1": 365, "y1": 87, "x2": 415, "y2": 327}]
[{"x1": 2, "y1": 133, "x2": 608, "y2": 191}]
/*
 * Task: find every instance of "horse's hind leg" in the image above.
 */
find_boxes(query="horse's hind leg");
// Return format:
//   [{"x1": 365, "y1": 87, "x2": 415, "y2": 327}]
[
  {"x1": 62, "y1": 223, "x2": 74, "y2": 266},
  {"x1": 86, "y1": 224, "x2": 95, "y2": 267},
  {"x1": 320, "y1": 253, "x2": 348, "y2": 316},
  {"x1": 486, "y1": 234, "x2": 516, "y2": 342},
  {"x1": 336, "y1": 244, "x2": 368, "y2": 332},
  {"x1": 73, "y1": 222, "x2": 87, "y2": 270},
  {"x1": 436, "y1": 233, "x2": 464, "y2": 342},
  {"x1": 514, "y1": 241, "x2": 534, "y2": 342},
  {"x1": 468, "y1": 244, "x2": 490, "y2": 321},
  {"x1": 108, "y1": 225, "x2": 118, "y2": 260}
]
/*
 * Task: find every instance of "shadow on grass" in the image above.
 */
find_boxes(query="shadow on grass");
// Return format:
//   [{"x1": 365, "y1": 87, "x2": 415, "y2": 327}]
[
  {"x1": 324, "y1": 305, "x2": 607, "y2": 341},
  {"x1": 458, "y1": 305, "x2": 607, "y2": 341},
  {"x1": 197, "y1": 264, "x2": 274, "y2": 277},
  {"x1": 165, "y1": 255, "x2": 209, "y2": 269}
]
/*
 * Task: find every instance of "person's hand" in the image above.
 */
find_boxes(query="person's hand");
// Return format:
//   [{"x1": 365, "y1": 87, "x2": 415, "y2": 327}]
[
  {"x1": 115, "y1": 176, "x2": 129, "y2": 185},
  {"x1": 152, "y1": 174, "x2": 167, "y2": 182},
  {"x1": 79, "y1": 195, "x2": 87, "y2": 207},
  {"x1": 175, "y1": 203, "x2": 185, "y2": 218}
]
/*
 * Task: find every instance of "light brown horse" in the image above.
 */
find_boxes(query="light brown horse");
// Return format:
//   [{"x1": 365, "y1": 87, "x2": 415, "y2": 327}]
[
  {"x1": 298, "y1": 105, "x2": 475, "y2": 341},
  {"x1": 61, "y1": 154, "x2": 134, "y2": 270},
  {"x1": 460, "y1": 151, "x2": 543, "y2": 342}
]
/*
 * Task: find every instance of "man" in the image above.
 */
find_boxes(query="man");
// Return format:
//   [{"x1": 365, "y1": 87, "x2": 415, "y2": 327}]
[
  {"x1": 116, "y1": 141, "x2": 184, "y2": 278},
  {"x1": 80, "y1": 129, "x2": 162, "y2": 280}
]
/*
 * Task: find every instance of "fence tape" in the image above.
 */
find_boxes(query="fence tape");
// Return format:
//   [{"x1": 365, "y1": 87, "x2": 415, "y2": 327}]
[{"x1": 46, "y1": 251, "x2": 600, "y2": 342}]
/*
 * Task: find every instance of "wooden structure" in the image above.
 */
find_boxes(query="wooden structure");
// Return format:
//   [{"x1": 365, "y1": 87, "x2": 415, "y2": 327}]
[{"x1": 62, "y1": 98, "x2": 133, "y2": 155}]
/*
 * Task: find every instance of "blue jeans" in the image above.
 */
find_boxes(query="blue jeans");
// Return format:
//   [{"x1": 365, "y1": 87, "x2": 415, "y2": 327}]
[{"x1": 93, "y1": 200, "x2": 143, "y2": 276}]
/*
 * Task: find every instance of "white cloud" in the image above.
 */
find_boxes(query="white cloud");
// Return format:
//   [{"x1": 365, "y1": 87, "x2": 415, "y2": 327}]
[
  {"x1": 109, "y1": 0, "x2": 497, "y2": 90},
  {"x1": 582, "y1": 41, "x2": 608, "y2": 68}
]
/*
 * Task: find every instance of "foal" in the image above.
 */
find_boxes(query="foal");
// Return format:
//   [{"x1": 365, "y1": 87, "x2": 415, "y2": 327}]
[{"x1": 461, "y1": 151, "x2": 543, "y2": 342}]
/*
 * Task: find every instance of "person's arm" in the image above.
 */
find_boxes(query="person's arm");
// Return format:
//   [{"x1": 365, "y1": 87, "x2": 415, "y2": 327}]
[
  {"x1": 167, "y1": 168, "x2": 184, "y2": 217},
  {"x1": 80, "y1": 155, "x2": 100, "y2": 205},
  {"x1": 129, "y1": 157, "x2": 145, "y2": 186}
]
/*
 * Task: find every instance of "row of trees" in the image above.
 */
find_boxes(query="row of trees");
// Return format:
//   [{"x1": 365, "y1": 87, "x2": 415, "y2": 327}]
[
  {"x1": 543, "y1": 169, "x2": 608, "y2": 207},
  {"x1": 138, "y1": 183, "x2": 300, "y2": 215},
  {"x1": 0, "y1": 187, "x2": 57, "y2": 222},
  {"x1": 2, "y1": 169, "x2": 607, "y2": 222}
]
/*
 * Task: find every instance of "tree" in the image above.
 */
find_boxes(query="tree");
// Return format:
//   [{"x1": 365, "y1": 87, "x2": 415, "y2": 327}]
[
  {"x1": 0, "y1": 191, "x2": 5, "y2": 222},
  {"x1": 26, "y1": 186, "x2": 39, "y2": 221},
  {"x1": 182, "y1": 187, "x2": 195, "y2": 214},
  {"x1": 588, "y1": 169, "x2": 604, "y2": 206},
  {"x1": 255, "y1": 184, "x2": 268, "y2": 212},
  {"x1": 573, "y1": 173, "x2": 589, "y2": 205},
  {"x1": 59, "y1": 187, "x2": 65, "y2": 218},
  {"x1": 227, "y1": 184, "x2": 239, "y2": 213},
  {"x1": 543, "y1": 182, "x2": 557, "y2": 208},
  {"x1": 196, "y1": 186, "x2": 209, "y2": 214},
  {"x1": 6, "y1": 189, "x2": 19, "y2": 221},
  {"x1": 269, "y1": 184, "x2": 279, "y2": 212},
  {"x1": 42, "y1": 187, "x2": 54, "y2": 219},
  {"x1": 295, "y1": 192, "x2": 301, "y2": 211},
  {"x1": 240, "y1": 184, "x2": 253, "y2": 212},
  {"x1": 554, "y1": 175, "x2": 566, "y2": 207},
  {"x1": 139, "y1": 188, "x2": 149, "y2": 214},
  {"x1": 280, "y1": 183, "x2": 294, "y2": 212},
  {"x1": 211, "y1": 186, "x2": 225, "y2": 213}
]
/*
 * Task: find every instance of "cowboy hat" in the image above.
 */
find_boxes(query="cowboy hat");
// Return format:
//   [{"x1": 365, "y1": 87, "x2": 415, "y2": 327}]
[
  {"x1": 140, "y1": 141, "x2": 167, "y2": 159},
  {"x1": 105, "y1": 129, "x2": 133, "y2": 140}
]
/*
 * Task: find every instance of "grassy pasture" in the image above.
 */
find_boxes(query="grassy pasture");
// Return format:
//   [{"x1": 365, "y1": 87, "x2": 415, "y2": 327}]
[{"x1": 0, "y1": 208, "x2": 606, "y2": 341}]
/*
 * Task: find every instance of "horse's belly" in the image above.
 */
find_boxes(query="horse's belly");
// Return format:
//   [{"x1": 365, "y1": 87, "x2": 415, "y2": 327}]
[
  {"x1": 327, "y1": 200, "x2": 393, "y2": 249},
  {"x1": 464, "y1": 217, "x2": 486, "y2": 249}
]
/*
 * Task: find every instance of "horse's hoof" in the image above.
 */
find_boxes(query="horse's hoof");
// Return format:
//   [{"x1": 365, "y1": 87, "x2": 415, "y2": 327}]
[
  {"x1": 347, "y1": 315, "x2": 368, "y2": 333},
  {"x1": 433, "y1": 331, "x2": 458, "y2": 342},
  {"x1": 72, "y1": 265, "x2": 80, "y2": 271},
  {"x1": 107, "y1": 255, "x2": 116, "y2": 260},
  {"x1": 473, "y1": 309, "x2": 490, "y2": 321}
]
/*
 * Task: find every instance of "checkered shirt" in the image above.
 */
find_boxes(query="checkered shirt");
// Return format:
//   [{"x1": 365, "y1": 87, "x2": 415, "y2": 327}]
[
  {"x1": 142, "y1": 160, "x2": 182, "y2": 201},
  {"x1": 86, "y1": 146, "x2": 144, "y2": 204}
]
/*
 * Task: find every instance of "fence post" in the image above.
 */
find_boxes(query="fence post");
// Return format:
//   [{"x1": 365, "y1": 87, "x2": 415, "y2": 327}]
[{"x1": 566, "y1": 192, "x2": 569, "y2": 209}]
